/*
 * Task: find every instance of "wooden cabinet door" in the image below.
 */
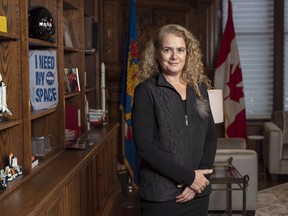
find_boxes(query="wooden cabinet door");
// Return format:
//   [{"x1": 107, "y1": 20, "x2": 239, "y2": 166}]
[
  {"x1": 65, "y1": 174, "x2": 81, "y2": 216},
  {"x1": 45, "y1": 193, "x2": 65, "y2": 216},
  {"x1": 91, "y1": 153, "x2": 101, "y2": 215},
  {"x1": 80, "y1": 163, "x2": 92, "y2": 216},
  {"x1": 33, "y1": 189, "x2": 65, "y2": 216}
]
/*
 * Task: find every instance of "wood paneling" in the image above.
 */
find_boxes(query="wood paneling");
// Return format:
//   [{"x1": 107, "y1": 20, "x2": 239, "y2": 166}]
[
  {"x1": 103, "y1": 0, "x2": 220, "y2": 122},
  {"x1": 0, "y1": 123, "x2": 120, "y2": 216}
]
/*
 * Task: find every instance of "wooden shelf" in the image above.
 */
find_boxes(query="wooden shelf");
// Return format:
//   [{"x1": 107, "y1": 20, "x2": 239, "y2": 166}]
[
  {"x1": 0, "y1": 119, "x2": 22, "y2": 130},
  {"x1": 65, "y1": 91, "x2": 81, "y2": 99},
  {"x1": 84, "y1": 49, "x2": 96, "y2": 55},
  {"x1": 63, "y1": 0, "x2": 79, "y2": 10},
  {"x1": 85, "y1": 86, "x2": 97, "y2": 93},
  {"x1": 29, "y1": 38, "x2": 57, "y2": 48},
  {"x1": 31, "y1": 108, "x2": 57, "y2": 120},
  {"x1": 0, "y1": 33, "x2": 18, "y2": 41},
  {"x1": 64, "y1": 46, "x2": 80, "y2": 53}
]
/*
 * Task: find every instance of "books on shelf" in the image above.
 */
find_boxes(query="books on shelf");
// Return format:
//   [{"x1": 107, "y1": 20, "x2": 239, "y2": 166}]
[
  {"x1": 65, "y1": 129, "x2": 77, "y2": 140},
  {"x1": 65, "y1": 129, "x2": 79, "y2": 146},
  {"x1": 0, "y1": 16, "x2": 7, "y2": 33},
  {"x1": 31, "y1": 157, "x2": 39, "y2": 169},
  {"x1": 87, "y1": 109, "x2": 105, "y2": 126},
  {"x1": 65, "y1": 105, "x2": 81, "y2": 136},
  {"x1": 64, "y1": 68, "x2": 80, "y2": 93}
]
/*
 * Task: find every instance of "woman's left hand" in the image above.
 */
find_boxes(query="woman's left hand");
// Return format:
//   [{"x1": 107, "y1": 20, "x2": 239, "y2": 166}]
[{"x1": 175, "y1": 186, "x2": 196, "y2": 203}]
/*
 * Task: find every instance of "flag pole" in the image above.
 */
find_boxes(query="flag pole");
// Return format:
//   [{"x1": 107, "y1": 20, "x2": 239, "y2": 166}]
[{"x1": 119, "y1": 0, "x2": 140, "y2": 189}]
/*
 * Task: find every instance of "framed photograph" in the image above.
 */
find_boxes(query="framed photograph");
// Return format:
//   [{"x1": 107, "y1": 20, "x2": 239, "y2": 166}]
[{"x1": 64, "y1": 68, "x2": 80, "y2": 92}]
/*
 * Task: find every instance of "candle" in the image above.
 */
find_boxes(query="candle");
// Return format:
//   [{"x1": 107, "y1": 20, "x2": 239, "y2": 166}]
[
  {"x1": 101, "y1": 62, "x2": 106, "y2": 112},
  {"x1": 101, "y1": 62, "x2": 105, "y2": 88}
]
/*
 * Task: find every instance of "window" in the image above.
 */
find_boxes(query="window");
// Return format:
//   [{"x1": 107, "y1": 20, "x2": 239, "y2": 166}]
[{"x1": 222, "y1": 0, "x2": 274, "y2": 118}]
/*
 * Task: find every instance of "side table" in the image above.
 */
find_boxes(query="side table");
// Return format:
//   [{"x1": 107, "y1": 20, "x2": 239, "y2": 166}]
[
  {"x1": 211, "y1": 157, "x2": 249, "y2": 216},
  {"x1": 248, "y1": 135, "x2": 265, "y2": 178}
]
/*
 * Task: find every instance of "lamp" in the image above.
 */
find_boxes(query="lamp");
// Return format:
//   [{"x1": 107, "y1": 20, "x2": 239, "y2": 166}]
[{"x1": 207, "y1": 89, "x2": 223, "y2": 124}]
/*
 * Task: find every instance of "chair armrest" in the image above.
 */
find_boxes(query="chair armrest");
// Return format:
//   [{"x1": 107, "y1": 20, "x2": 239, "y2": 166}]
[
  {"x1": 263, "y1": 122, "x2": 283, "y2": 172},
  {"x1": 217, "y1": 137, "x2": 246, "y2": 150}
]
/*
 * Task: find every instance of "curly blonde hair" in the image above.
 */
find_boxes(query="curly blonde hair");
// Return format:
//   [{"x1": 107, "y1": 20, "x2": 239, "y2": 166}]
[{"x1": 137, "y1": 24, "x2": 211, "y2": 97}]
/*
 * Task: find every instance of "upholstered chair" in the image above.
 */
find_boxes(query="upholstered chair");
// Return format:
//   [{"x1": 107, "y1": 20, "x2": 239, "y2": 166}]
[{"x1": 263, "y1": 111, "x2": 288, "y2": 181}]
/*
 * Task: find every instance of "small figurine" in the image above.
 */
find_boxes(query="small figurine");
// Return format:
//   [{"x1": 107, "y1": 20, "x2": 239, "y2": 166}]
[
  {"x1": 9, "y1": 153, "x2": 22, "y2": 176},
  {"x1": 5, "y1": 166, "x2": 14, "y2": 182},
  {"x1": 0, "y1": 153, "x2": 23, "y2": 189},
  {"x1": 9, "y1": 153, "x2": 13, "y2": 167},
  {"x1": 0, "y1": 73, "x2": 12, "y2": 118},
  {"x1": 0, "y1": 170, "x2": 7, "y2": 190}
]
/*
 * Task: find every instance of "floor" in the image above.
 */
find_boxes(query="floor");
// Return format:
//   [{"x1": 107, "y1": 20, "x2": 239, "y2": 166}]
[{"x1": 117, "y1": 159, "x2": 288, "y2": 216}]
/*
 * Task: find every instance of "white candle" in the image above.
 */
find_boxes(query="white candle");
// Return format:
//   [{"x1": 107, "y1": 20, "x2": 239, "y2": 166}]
[
  {"x1": 78, "y1": 109, "x2": 81, "y2": 128},
  {"x1": 101, "y1": 62, "x2": 106, "y2": 112},
  {"x1": 101, "y1": 62, "x2": 105, "y2": 88}
]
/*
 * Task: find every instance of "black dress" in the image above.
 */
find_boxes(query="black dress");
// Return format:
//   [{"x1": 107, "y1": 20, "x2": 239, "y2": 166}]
[{"x1": 141, "y1": 196, "x2": 210, "y2": 216}]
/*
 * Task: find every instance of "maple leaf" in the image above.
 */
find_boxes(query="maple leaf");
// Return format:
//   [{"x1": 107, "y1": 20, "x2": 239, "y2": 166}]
[{"x1": 226, "y1": 64, "x2": 244, "y2": 102}]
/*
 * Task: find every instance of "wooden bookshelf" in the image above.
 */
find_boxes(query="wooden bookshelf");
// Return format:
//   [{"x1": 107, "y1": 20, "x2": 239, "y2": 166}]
[{"x1": 0, "y1": 0, "x2": 119, "y2": 215}]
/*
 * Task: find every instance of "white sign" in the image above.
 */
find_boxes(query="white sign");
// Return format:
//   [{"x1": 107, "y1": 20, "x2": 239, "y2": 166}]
[{"x1": 29, "y1": 50, "x2": 58, "y2": 110}]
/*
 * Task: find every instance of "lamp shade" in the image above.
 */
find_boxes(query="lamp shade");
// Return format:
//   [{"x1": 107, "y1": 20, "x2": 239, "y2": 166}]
[{"x1": 207, "y1": 89, "x2": 224, "y2": 124}]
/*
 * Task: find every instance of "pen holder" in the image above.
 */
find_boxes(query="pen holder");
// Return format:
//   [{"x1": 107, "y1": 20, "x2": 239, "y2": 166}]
[{"x1": 31, "y1": 136, "x2": 51, "y2": 156}]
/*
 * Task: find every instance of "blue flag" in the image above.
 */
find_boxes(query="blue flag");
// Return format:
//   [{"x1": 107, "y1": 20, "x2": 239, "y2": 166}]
[{"x1": 120, "y1": 0, "x2": 140, "y2": 187}]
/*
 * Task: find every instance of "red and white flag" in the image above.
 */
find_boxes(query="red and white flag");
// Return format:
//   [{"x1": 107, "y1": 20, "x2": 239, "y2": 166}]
[{"x1": 214, "y1": 0, "x2": 247, "y2": 139}]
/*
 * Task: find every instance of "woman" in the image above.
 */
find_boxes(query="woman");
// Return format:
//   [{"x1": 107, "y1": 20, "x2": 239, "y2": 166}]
[{"x1": 131, "y1": 24, "x2": 217, "y2": 215}]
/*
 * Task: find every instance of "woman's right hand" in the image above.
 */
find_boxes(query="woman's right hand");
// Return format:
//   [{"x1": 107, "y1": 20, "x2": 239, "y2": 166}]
[
  {"x1": 176, "y1": 186, "x2": 196, "y2": 203},
  {"x1": 189, "y1": 169, "x2": 213, "y2": 193}
]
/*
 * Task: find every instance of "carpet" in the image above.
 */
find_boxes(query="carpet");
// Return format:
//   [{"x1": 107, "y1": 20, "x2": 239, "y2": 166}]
[{"x1": 255, "y1": 182, "x2": 288, "y2": 216}]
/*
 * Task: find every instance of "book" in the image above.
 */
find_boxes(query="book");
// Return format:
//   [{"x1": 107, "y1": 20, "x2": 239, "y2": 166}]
[
  {"x1": 63, "y1": 72, "x2": 71, "y2": 93},
  {"x1": 87, "y1": 109, "x2": 105, "y2": 125},
  {"x1": 0, "y1": 16, "x2": 7, "y2": 33},
  {"x1": 65, "y1": 105, "x2": 81, "y2": 136},
  {"x1": 64, "y1": 68, "x2": 80, "y2": 92},
  {"x1": 31, "y1": 158, "x2": 39, "y2": 169}
]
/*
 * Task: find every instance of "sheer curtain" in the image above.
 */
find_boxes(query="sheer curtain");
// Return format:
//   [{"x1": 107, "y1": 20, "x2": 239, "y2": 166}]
[{"x1": 222, "y1": 0, "x2": 274, "y2": 119}]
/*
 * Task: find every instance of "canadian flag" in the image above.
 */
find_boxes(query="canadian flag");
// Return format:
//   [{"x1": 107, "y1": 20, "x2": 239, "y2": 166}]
[{"x1": 214, "y1": 0, "x2": 247, "y2": 139}]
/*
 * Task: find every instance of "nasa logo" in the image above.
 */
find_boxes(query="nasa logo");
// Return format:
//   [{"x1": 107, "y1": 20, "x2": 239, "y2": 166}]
[
  {"x1": 46, "y1": 71, "x2": 55, "y2": 85},
  {"x1": 39, "y1": 17, "x2": 53, "y2": 31}
]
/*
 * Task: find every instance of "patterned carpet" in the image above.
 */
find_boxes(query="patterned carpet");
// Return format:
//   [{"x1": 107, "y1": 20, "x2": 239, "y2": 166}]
[{"x1": 255, "y1": 182, "x2": 288, "y2": 216}]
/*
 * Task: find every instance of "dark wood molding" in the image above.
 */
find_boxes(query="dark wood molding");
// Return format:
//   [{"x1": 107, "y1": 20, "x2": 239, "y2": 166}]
[
  {"x1": 273, "y1": 0, "x2": 284, "y2": 111},
  {"x1": 103, "y1": 1, "x2": 120, "y2": 63}
]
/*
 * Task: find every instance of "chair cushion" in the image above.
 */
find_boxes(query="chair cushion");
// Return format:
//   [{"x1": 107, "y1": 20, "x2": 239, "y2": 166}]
[{"x1": 217, "y1": 138, "x2": 246, "y2": 150}]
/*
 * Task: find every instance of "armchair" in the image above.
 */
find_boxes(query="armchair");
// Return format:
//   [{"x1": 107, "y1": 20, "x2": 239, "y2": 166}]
[
  {"x1": 263, "y1": 111, "x2": 288, "y2": 181},
  {"x1": 208, "y1": 138, "x2": 258, "y2": 215}
]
